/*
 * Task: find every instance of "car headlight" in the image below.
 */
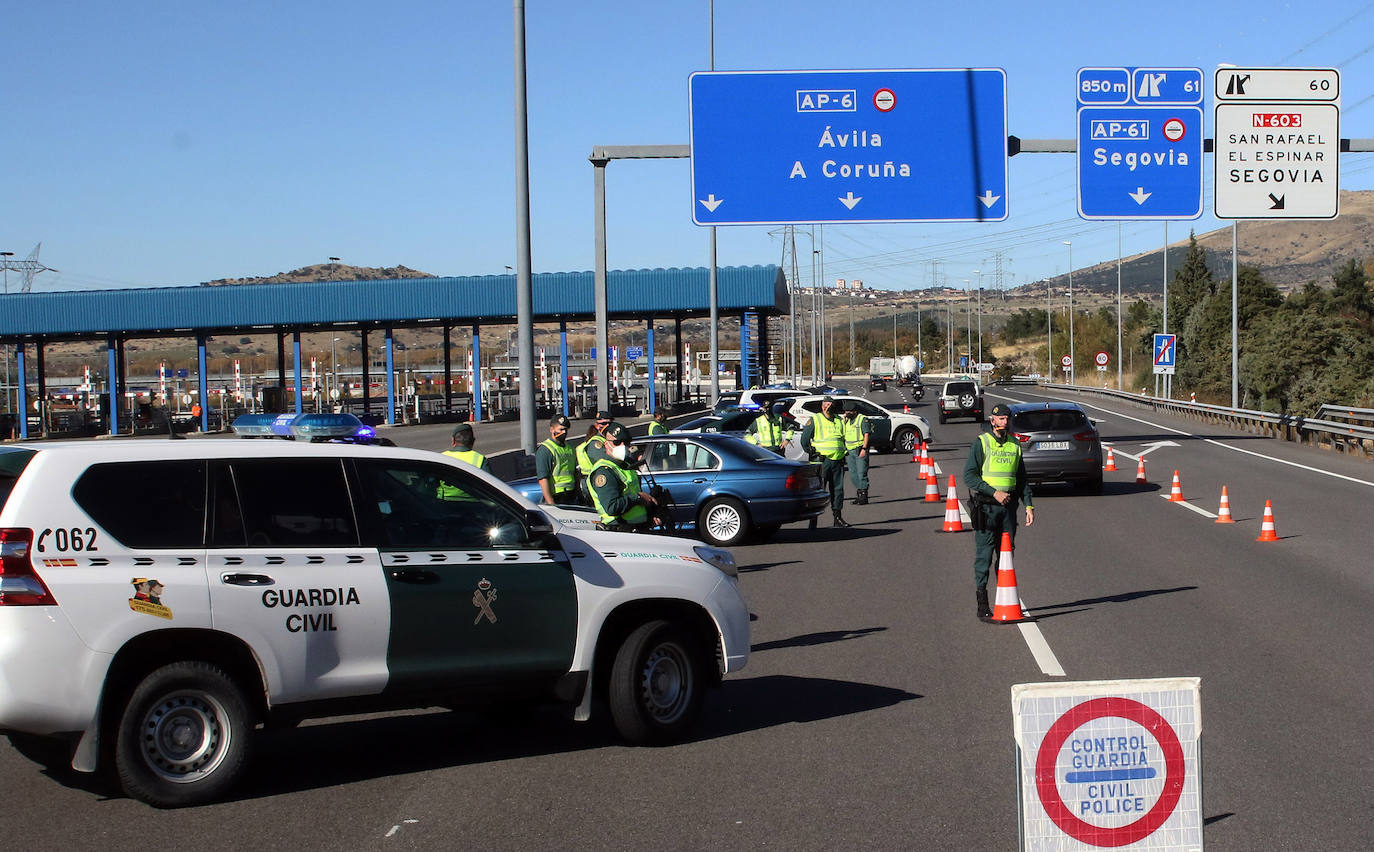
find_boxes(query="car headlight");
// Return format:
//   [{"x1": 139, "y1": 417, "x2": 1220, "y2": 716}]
[{"x1": 693, "y1": 545, "x2": 737, "y2": 577}]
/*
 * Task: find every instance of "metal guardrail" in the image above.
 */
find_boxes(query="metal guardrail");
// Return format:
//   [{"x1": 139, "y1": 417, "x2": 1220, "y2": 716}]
[{"x1": 1005, "y1": 382, "x2": 1374, "y2": 460}]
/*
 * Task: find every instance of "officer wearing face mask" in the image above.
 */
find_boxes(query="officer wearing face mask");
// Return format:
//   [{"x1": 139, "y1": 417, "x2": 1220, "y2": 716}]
[{"x1": 587, "y1": 422, "x2": 658, "y2": 532}]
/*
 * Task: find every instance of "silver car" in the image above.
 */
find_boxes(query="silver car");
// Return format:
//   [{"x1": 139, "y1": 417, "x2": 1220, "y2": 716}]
[{"x1": 1007, "y1": 402, "x2": 1104, "y2": 494}]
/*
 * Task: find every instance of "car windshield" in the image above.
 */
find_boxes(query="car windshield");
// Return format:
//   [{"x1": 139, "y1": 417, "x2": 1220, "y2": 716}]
[{"x1": 1014, "y1": 410, "x2": 1089, "y2": 432}]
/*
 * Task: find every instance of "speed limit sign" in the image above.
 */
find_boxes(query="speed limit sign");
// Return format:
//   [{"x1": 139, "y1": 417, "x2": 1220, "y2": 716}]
[
  {"x1": 1060, "y1": 355, "x2": 1073, "y2": 368},
  {"x1": 1094, "y1": 350, "x2": 1110, "y2": 367}
]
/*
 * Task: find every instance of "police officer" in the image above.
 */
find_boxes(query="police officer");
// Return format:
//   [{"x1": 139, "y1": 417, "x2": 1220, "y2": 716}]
[
  {"x1": 648, "y1": 407, "x2": 669, "y2": 435},
  {"x1": 535, "y1": 413, "x2": 579, "y2": 505},
  {"x1": 438, "y1": 423, "x2": 490, "y2": 500},
  {"x1": 575, "y1": 410, "x2": 613, "y2": 501},
  {"x1": 744, "y1": 401, "x2": 793, "y2": 455},
  {"x1": 963, "y1": 402, "x2": 1035, "y2": 620},
  {"x1": 842, "y1": 399, "x2": 872, "y2": 504},
  {"x1": 587, "y1": 422, "x2": 659, "y2": 532},
  {"x1": 442, "y1": 423, "x2": 490, "y2": 472},
  {"x1": 800, "y1": 396, "x2": 850, "y2": 527}
]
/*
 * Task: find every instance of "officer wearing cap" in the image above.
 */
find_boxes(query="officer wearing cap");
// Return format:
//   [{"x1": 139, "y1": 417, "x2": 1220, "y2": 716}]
[
  {"x1": 800, "y1": 395, "x2": 850, "y2": 527},
  {"x1": 648, "y1": 407, "x2": 669, "y2": 436},
  {"x1": 963, "y1": 402, "x2": 1035, "y2": 620},
  {"x1": 744, "y1": 401, "x2": 793, "y2": 455},
  {"x1": 842, "y1": 399, "x2": 873, "y2": 505},
  {"x1": 575, "y1": 410, "x2": 613, "y2": 500},
  {"x1": 535, "y1": 414, "x2": 579, "y2": 505},
  {"x1": 587, "y1": 422, "x2": 658, "y2": 531},
  {"x1": 438, "y1": 423, "x2": 490, "y2": 500}
]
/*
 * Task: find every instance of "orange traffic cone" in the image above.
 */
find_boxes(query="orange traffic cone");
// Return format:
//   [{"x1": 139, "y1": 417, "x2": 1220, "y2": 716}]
[
  {"x1": 911, "y1": 442, "x2": 920, "y2": 463},
  {"x1": 1168, "y1": 470, "x2": 1186, "y2": 502},
  {"x1": 1135, "y1": 455, "x2": 1148, "y2": 484},
  {"x1": 1257, "y1": 500, "x2": 1279, "y2": 541},
  {"x1": 919, "y1": 443, "x2": 931, "y2": 479},
  {"x1": 990, "y1": 532, "x2": 1030, "y2": 623},
  {"x1": 1103, "y1": 446, "x2": 1118, "y2": 471},
  {"x1": 904, "y1": 403, "x2": 911, "y2": 414},
  {"x1": 942, "y1": 476, "x2": 964, "y2": 532},
  {"x1": 923, "y1": 470, "x2": 941, "y2": 502},
  {"x1": 1215, "y1": 486, "x2": 1235, "y2": 523}
]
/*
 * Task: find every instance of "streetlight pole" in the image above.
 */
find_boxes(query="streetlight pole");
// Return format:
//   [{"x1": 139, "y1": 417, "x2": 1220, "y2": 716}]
[
  {"x1": 331, "y1": 337, "x2": 341, "y2": 407},
  {"x1": 1063, "y1": 241, "x2": 1074, "y2": 386},
  {"x1": 963, "y1": 280, "x2": 971, "y2": 375},
  {"x1": 974, "y1": 268, "x2": 984, "y2": 372},
  {"x1": 0, "y1": 252, "x2": 11, "y2": 411}
]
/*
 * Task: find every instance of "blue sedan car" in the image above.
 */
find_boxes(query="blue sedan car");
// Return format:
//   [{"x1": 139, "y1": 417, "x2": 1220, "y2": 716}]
[{"x1": 511, "y1": 433, "x2": 828, "y2": 546}]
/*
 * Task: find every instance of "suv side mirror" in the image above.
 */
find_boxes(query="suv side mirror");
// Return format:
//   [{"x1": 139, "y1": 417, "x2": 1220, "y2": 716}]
[{"x1": 525, "y1": 509, "x2": 555, "y2": 535}]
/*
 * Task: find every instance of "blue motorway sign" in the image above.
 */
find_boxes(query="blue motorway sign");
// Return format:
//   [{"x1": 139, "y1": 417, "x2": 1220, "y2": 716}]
[
  {"x1": 625, "y1": 346, "x2": 643, "y2": 362},
  {"x1": 690, "y1": 69, "x2": 1008, "y2": 225},
  {"x1": 1153, "y1": 333, "x2": 1177, "y2": 375},
  {"x1": 1077, "y1": 67, "x2": 1204, "y2": 220}
]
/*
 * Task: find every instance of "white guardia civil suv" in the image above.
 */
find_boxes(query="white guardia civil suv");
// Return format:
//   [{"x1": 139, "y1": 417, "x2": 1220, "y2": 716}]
[{"x1": 0, "y1": 440, "x2": 748, "y2": 807}]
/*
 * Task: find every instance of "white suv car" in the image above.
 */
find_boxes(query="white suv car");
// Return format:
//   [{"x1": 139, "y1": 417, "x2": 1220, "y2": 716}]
[
  {"x1": 782, "y1": 394, "x2": 931, "y2": 454},
  {"x1": 0, "y1": 440, "x2": 748, "y2": 807}
]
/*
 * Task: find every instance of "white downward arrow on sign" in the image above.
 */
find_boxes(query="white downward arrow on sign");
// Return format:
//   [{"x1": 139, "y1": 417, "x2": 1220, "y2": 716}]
[
  {"x1": 977, "y1": 190, "x2": 1000, "y2": 208},
  {"x1": 699, "y1": 194, "x2": 723, "y2": 212},
  {"x1": 1130, "y1": 187, "x2": 1152, "y2": 205},
  {"x1": 839, "y1": 192, "x2": 862, "y2": 210}
]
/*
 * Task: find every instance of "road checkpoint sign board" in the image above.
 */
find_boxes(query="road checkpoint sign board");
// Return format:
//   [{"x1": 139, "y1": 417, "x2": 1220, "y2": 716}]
[
  {"x1": 1076, "y1": 67, "x2": 1204, "y2": 220},
  {"x1": 1214, "y1": 67, "x2": 1340, "y2": 219},
  {"x1": 1153, "y1": 333, "x2": 1176, "y2": 375},
  {"x1": 688, "y1": 69, "x2": 1008, "y2": 225},
  {"x1": 1012, "y1": 678, "x2": 1202, "y2": 850}
]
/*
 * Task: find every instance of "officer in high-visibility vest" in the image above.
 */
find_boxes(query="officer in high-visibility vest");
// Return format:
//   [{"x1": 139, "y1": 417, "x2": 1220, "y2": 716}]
[
  {"x1": 800, "y1": 396, "x2": 850, "y2": 528},
  {"x1": 438, "y1": 423, "x2": 490, "y2": 500},
  {"x1": 648, "y1": 407, "x2": 669, "y2": 435},
  {"x1": 962, "y1": 403, "x2": 1035, "y2": 620},
  {"x1": 576, "y1": 410, "x2": 613, "y2": 501},
  {"x1": 744, "y1": 402, "x2": 793, "y2": 455},
  {"x1": 842, "y1": 399, "x2": 873, "y2": 504},
  {"x1": 587, "y1": 422, "x2": 659, "y2": 532},
  {"x1": 535, "y1": 413, "x2": 579, "y2": 505}
]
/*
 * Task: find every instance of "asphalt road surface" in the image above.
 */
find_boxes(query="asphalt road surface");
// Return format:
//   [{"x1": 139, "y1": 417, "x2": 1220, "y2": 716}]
[{"x1": 4, "y1": 379, "x2": 1372, "y2": 849}]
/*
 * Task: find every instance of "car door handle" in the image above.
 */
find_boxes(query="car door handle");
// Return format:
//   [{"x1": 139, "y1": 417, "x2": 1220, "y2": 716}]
[
  {"x1": 389, "y1": 569, "x2": 440, "y2": 584},
  {"x1": 692, "y1": 477, "x2": 708, "y2": 483},
  {"x1": 220, "y1": 573, "x2": 275, "y2": 587}
]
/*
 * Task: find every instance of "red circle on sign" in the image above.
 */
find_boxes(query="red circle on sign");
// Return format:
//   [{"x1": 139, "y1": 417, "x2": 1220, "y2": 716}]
[
  {"x1": 1034, "y1": 697, "x2": 1187, "y2": 847},
  {"x1": 1163, "y1": 118, "x2": 1186, "y2": 142},
  {"x1": 873, "y1": 88, "x2": 896, "y2": 112},
  {"x1": 1061, "y1": 355, "x2": 1073, "y2": 367},
  {"x1": 1095, "y1": 351, "x2": 1110, "y2": 366}
]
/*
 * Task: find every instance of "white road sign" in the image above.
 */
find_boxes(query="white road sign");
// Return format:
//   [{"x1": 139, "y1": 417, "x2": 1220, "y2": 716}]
[
  {"x1": 1013, "y1": 677, "x2": 1203, "y2": 851},
  {"x1": 1214, "y1": 67, "x2": 1340, "y2": 219}
]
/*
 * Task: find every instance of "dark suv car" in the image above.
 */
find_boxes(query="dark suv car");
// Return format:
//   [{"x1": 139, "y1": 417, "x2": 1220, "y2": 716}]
[
  {"x1": 1008, "y1": 402, "x2": 1104, "y2": 493},
  {"x1": 937, "y1": 380, "x2": 984, "y2": 424}
]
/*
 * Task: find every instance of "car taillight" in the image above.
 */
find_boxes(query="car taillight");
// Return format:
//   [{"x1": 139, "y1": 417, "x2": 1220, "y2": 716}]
[
  {"x1": 1073, "y1": 431, "x2": 1097, "y2": 442},
  {"x1": 1013, "y1": 433, "x2": 1032, "y2": 443},
  {"x1": 785, "y1": 471, "x2": 802, "y2": 490},
  {"x1": 0, "y1": 528, "x2": 56, "y2": 606}
]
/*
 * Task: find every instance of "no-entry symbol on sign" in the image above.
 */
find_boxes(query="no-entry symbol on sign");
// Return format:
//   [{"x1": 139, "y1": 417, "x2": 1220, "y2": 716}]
[{"x1": 1013, "y1": 678, "x2": 1202, "y2": 849}]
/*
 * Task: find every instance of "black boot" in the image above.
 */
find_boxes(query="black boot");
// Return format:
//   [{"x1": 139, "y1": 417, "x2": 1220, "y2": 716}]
[
  {"x1": 976, "y1": 588, "x2": 992, "y2": 619},
  {"x1": 833, "y1": 510, "x2": 851, "y2": 528},
  {"x1": 856, "y1": 489, "x2": 868, "y2": 505}
]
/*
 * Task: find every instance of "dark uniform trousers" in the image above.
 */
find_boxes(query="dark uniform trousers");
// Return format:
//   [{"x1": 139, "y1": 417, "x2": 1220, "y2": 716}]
[
  {"x1": 973, "y1": 500, "x2": 1019, "y2": 589},
  {"x1": 821, "y1": 456, "x2": 847, "y2": 511}
]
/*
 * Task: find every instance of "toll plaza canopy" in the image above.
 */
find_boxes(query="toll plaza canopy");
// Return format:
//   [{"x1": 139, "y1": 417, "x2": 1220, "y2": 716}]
[
  {"x1": 0, "y1": 265, "x2": 788, "y2": 339},
  {"x1": 1, "y1": 265, "x2": 788, "y2": 438}
]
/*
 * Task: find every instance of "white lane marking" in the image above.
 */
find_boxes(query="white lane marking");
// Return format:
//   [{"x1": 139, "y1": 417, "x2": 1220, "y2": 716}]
[
  {"x1": 1160, "y1": 494, "x2": 1219, "y2": 519},
  {"x1": 1002, "y1": 393, "x2": 1374, "y2": 489},
  {"x1": 386, "y1": 819, "x2": 419, "y2": 838},
  {"x1": 1016, "y1": 598, "x2": 1066, "y2": 677}
]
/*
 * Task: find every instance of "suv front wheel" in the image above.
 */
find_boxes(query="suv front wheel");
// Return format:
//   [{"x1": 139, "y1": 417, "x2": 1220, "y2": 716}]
[
  {"x1": 114, "y1": 661, "x2": 253, "y2": 808},
  {"x1": 608, "y1": 620, "x2": 706, "y2": 744}
]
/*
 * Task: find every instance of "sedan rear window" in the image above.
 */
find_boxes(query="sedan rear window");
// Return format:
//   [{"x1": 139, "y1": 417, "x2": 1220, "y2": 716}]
[{"x1": 1013, "y1": 411, "x2": 1089, "y2": 431}]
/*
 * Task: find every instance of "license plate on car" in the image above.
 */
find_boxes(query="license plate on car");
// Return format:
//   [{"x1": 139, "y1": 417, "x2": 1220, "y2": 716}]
[{"x1": 1035, "y1": 441, "x2": 1071, "y2": 451}]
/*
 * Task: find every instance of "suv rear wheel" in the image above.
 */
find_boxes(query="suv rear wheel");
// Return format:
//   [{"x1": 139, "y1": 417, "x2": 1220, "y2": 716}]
[{"x1": 114, "y1": 661, "x2": 252, "y2": 808}]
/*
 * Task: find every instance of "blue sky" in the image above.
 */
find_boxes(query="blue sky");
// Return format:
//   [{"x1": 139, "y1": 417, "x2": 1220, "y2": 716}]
[{"x1": 4, "y1": 1, "x2": 1373, "y2": 294}]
